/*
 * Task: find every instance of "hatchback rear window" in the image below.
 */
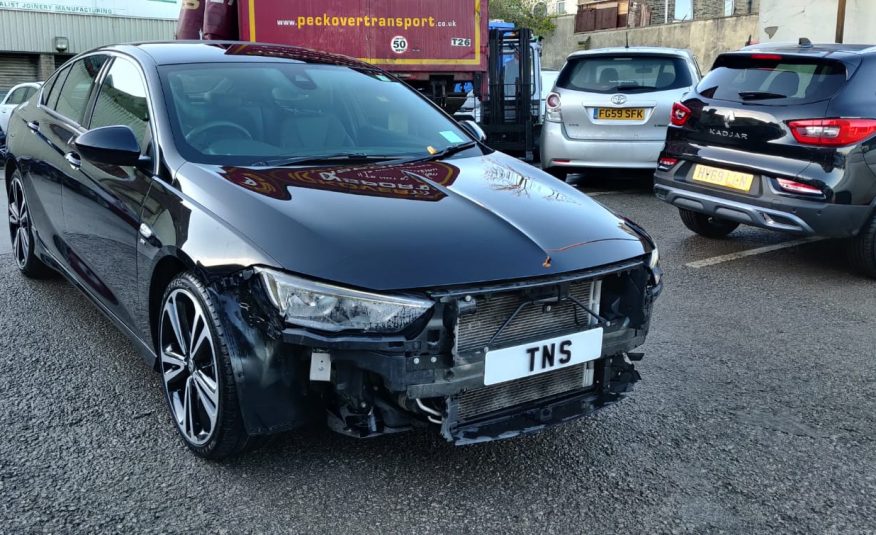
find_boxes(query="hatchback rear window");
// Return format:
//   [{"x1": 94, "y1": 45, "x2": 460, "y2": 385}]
[
  {"x1": 697, "y1": 54, "x2": 847, "y2": 104},
  {"x1": 556, "y1": 54, "x2": 693, "y2": 94}
]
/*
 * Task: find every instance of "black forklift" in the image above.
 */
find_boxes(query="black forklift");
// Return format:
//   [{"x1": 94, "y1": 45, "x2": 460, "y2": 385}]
[{"x1": 479, "y1": 25, "x2": 542, "y2": 161}]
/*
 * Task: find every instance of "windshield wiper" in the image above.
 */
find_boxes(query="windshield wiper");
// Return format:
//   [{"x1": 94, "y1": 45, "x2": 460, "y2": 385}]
[
  {"x1": 251, "y1": 153, "x2": 398, "y2": 167},
  {"x1": 403, "y1": 141, "x2": 478, "y2": 163},
  {"x1": 738, "y1": 91, "x2": 788, "y2": 101}
]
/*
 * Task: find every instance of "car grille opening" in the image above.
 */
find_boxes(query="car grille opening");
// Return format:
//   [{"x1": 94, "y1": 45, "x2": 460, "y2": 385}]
[
  {"x1": 455, "y1": 278, "x2": 598, "y2": 355},
  {"x1": 455, "y1": 362, "x2": 594, "y2": 421}
]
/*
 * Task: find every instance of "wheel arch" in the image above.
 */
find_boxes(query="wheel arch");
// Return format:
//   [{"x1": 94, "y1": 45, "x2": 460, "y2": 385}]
[
  {"x1": 147, "y1": 252, "x2": 196, "y2": 365},
  {"x1": 4, "y1": 157, "x2": 18, "y2": 194}
]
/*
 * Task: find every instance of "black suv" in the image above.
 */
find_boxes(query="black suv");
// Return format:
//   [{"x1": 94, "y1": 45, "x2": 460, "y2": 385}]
[{"x1": 654, "y1": 42, "x2": 876, "y2": 276}]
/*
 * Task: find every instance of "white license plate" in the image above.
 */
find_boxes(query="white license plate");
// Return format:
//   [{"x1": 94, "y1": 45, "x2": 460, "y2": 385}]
[{"x1": 483, "y1": 328, "x2": 604, "y2": 386}]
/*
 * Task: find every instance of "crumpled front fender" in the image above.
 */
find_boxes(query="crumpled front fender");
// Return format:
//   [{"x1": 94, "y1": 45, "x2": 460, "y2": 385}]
[{"x1": 208, "y1": 270, "x2": 320, "y2": 435}]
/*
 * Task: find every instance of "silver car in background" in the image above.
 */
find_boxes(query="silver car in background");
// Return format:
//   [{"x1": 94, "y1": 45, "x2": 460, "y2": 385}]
[
  {"x1": 538, "y1": 69, "x2": 560, "y2": 123},
  {"x1": 0, "y1": 82, "x2": 42, "y2": 136},
  {"x1": 541, "y1": 47, "x2": 700, "y2": 180}
]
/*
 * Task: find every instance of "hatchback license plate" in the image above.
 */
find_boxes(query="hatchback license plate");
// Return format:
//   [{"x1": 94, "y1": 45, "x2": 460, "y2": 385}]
[
  {"x1": 594, "y1": 107, "x2": 646, "y2": 121},
  {"x1": 483, "y1": 328, "x2": 603, "y2": 386},
  {"x1": 691, "y1": 164, "x2": 754, "y2": 192}
]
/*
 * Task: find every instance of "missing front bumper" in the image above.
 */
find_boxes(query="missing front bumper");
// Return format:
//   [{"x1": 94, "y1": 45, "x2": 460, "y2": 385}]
[{"x1": 441, "y1": 354, "x2": 640, "y2": 445}]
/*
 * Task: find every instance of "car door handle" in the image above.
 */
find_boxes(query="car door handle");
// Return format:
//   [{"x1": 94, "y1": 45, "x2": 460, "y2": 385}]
[
  {"x1": 64, "y1": 152, "x2": 81, "y2": 169},
  {"x1": 27, "y1": 120, "x2": 39, "y2": 131}
]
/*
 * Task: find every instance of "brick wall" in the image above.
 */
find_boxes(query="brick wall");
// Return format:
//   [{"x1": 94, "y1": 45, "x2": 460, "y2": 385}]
[
  {"x1": 638, "y1": 0, "x2": 669, "y2": 24},
  {"x1": 633, "y1": 0, "x2": 758, "y2": 24},
  {"x1": 696, "y1": 0, "x2": 726, "y2": 19},
  {"x1": 733, "y1": 0, "x2": 760, "y2": 16},
  {"x1": 695, "y1": 0, "x2": 760, "y2": 19}
]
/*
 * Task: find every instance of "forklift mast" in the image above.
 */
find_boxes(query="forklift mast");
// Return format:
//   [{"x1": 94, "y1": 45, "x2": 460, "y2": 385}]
[{"x1": 480, "y1": 27, "x2": 537, "y2": 161}]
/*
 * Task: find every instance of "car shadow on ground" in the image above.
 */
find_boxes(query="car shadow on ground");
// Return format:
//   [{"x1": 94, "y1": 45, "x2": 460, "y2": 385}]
[
  {"x1": 564, "y1": 168, "x2": 655, "y2": 194},
  {"x1": 217, "y1": 413, "x2": 611, "y2": 499}
]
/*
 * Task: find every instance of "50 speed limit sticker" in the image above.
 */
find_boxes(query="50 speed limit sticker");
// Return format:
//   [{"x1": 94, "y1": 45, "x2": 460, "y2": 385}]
[{"x1": 391, "y1": 36, "x2": 408, "y2": 54}]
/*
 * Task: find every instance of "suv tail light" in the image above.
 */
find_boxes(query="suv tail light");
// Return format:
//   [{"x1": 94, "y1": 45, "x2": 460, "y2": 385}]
[
  {"x1": 787, "y1": 118, "x2": 876, "y2": 146},
  {"x1": 776, "y1": 178, "x2": 822, "y2": 195},
  {"x1": 671, "y1": 102, "x2": 692, "y2": 126},
  {"x1": 545, "y1": 92, "x2": 562, "y2": 123},
  {"x1": 657, "y1": 157, "x2": 679, "y2": 170}
]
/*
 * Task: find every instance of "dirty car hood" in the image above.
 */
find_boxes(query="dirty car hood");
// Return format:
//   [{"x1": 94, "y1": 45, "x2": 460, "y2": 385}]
[{"x1": 178, "y1": 153, "x2": 650, "y2": 291}]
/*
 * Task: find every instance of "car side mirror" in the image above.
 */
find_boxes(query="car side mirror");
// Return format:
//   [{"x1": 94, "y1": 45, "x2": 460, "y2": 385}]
[
  {"x1": 74, "y1": 125, "x2": 142, "y2": 167},
  {"x1": 460, "y1": 119, "x2": 486, "y2": 143}
]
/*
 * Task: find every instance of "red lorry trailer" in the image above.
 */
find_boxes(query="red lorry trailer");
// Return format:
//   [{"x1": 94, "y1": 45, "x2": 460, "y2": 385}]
[{"x1": 177, "y1": 0, "x2": 488, "y2": 108}]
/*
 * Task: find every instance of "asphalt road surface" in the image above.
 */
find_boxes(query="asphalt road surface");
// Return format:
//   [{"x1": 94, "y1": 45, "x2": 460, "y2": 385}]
[{"x1": 1, "y1": 173, "x2": 875, "y2": 533}]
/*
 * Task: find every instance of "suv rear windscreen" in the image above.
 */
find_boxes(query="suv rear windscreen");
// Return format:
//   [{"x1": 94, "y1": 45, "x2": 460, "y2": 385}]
[
  {"x1": 556, "y1": 54, "x2": 693, "y2": 94},
  {"x1": 697, "y1": 54, "x2": 848, "y2": 105}
]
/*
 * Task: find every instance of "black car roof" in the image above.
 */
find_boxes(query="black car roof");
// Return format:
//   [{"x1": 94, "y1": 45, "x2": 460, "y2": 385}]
[
  {"x1": 103, "y1": 40, "x2": 375, "y2": 69},
  {"x1": 739, "y1": 42, "x2": 876, "y2": 59}
]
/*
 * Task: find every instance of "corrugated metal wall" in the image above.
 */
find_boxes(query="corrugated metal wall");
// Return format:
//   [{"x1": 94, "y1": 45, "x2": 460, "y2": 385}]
[
  {"x1": 0, "y1": 10, "x2": 177, "y2": 54},
  {"x1": 0, "y1": 54, "x2": 38, "y2": 94}
]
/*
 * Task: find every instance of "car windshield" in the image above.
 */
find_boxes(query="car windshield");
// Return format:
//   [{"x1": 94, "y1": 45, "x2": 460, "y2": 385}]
[
  {"x1": 696, "y1": 54, "x2": 847, "y2": 105},
  {"x1": 159, "y1": 62, "x2": 480, "y2": 166},
  {"x1": 556, "y1": 54, "x2": 693, "y2": 94}
]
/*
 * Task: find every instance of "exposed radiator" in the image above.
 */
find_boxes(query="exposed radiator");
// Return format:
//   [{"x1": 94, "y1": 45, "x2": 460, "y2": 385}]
[
  {"x1": 455, "y1": 278, "x2": 598, "y2": 355},
  {"x1": 455, "y1": 362, "x2": 594, "y2": 421}
]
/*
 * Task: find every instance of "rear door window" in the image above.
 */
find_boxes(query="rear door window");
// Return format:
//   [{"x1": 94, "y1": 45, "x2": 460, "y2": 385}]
[
  {"x1": 42, "y1": 67, "x2": 70, "y2": 108},
  {"x1": 557, "y1": 54, "x2": 693, "y2": 94},
  {"x1": 53, "y1": 54, "x2": 108, "y2": 124},
  {"x1": 696, "y1": 54, "x2": 848, "y2": 104}
]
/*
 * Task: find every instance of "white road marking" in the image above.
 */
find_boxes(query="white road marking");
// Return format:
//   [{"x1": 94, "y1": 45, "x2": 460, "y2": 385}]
[{"x1": 686, "y1": 237, "x2": 826, "y2": 268}]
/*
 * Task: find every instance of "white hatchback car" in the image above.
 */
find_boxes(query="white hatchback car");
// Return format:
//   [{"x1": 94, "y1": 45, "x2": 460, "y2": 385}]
[
  {"x1": 541, "y1": 47, "x2": 699, "y2": 180},
  {"x1": 0, "y1": 82, "x2": 42, "y2": 137}
]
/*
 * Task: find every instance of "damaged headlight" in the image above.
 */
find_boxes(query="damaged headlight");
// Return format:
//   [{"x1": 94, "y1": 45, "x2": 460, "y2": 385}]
[
  {"x1": 255, "y1": 267, "x2": 433, "y2": 333},
  {"x1": 648, "y1": 246, "x2": 659, "y2": 270},
  {"x1": 647, "y1": 246, "x2": 662, "y2": 286}
]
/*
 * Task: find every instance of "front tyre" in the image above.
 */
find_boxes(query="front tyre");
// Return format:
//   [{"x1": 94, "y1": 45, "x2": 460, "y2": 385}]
[
  {"x1": 8, "y1": 170, "x2": 53, "y2": 278},
  {"x1": 848, "y1": 214, "x2": 876, "y2": 278},
  {"x1": 159, "y1": 272, "x2": 253, "y2": 459},
  {"x1": 678, "y1": 208, "x2": 739, "y2": 239}
]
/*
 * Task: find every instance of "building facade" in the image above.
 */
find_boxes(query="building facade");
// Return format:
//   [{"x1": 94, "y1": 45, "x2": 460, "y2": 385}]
[
  {"x1": 550, "y1": 0, "x2": 579, "y2": 15},
  {"x1": 760, "y1": 0, "x2": 876, "y2": 44},
  {"x1": 641, "y1": 0, "x2": 759, "y2": 24},
  {"x1": 0, "y1": 1, "x2": 179, "y2": 94}
]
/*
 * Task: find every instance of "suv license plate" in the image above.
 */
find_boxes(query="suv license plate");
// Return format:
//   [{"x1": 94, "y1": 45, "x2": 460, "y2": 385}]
[
  {"x1": 691, "y1": 164, "x2": 754, "y2": 192},
  {"x1": 594, "y1": 107, "x2": 646, "y2": 121},
  {"x1": 483, "y1": 328, "x2": 604, "y2": 386}
]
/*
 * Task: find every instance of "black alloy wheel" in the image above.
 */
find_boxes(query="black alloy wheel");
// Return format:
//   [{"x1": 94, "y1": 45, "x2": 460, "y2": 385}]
[
  {"x1": 159, "y1": 272, "x2": 254, "y2": 459},
  {"x1": 8, "y1": 171, "x2": 52, "y2": 277}
]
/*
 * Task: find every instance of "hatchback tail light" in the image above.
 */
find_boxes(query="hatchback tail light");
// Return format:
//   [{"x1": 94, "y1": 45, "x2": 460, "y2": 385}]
[
  {"x1": 776, "y1": 178, "x2": 822, "y2": 195},
  {"x1": 545, "y1": 92, "x2": 562, "y2": 122},
  {"x1": 787, "y1": 118, "x2": 876, "y2": 146},
  {"x1": 750, "y1": 53, "x2": 783, "y2": 61},
  {"x1": 671, "y1": 102, "x2": 692, "y2": 127}
]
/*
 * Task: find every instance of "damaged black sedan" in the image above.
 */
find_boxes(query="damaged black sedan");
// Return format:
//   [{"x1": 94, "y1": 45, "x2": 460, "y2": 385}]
[{"x1": 5, "y1": 42, "x2": 661, "y2": 458}]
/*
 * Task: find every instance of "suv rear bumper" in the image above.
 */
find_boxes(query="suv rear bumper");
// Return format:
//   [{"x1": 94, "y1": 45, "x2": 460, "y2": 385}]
[
  {"x1": 654, "y1": 179, "x2": 873, "y2": 238},
  {"x1": 541, "y1": 121, "x2": 663, "y2": 169}
]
